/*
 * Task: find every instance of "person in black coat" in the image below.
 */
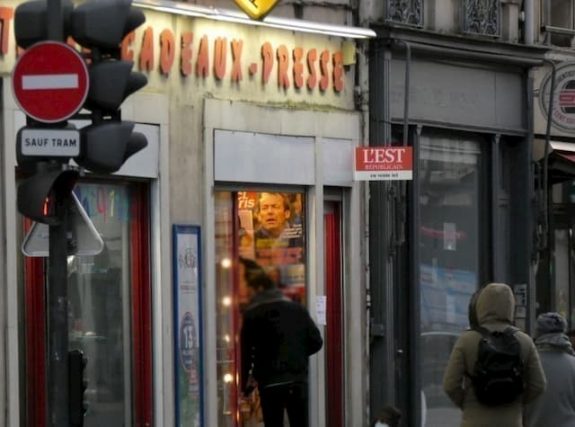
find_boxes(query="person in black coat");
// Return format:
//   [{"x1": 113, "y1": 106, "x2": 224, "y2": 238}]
[{"x1": 239, "y1": 257, "x2": 323, "y2": 427}]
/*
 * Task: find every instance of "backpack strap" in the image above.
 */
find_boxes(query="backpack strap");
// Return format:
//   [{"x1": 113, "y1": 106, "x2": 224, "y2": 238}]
[{"x1": 474, "y1": 325, "x2": 518, "y2": 336}]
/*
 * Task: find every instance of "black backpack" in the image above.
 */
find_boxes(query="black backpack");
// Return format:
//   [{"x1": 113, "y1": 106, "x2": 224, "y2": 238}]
[{"x1": 470, "y1": 326, "x2": 524, "y2": 406}]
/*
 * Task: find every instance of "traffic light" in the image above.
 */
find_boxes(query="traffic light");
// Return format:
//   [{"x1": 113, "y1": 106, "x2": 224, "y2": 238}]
[
  {"x1": 14, "y1": 0, "x2": 73, "y2": 48},
  {"x1": 69, "y1": 349, "x2": 88, "y2": 427},
  {"x1": 71, "y1": 0, "x2": 148, "y2": 174},
  {"x1": 17, "y1": 168, "x2": 79, "y2": 225},
  {"x1": 13, "y1": 1, "x2": 86, "y2": 224}
]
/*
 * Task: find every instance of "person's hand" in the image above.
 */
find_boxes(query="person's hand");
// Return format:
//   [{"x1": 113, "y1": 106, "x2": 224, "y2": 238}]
[{"x1": 244, "y1": 376, "x2": 257, "y2": 395}]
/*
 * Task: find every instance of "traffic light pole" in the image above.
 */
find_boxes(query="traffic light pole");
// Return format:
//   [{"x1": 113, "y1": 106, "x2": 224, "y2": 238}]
[
  {"x1": 47, "y1": 0, "x2": 64, "y2": 41},
  {"x1": 47, "y1": 172, "x2": 70, "y2": 427},
  {"x1": 46, "y1": 2, "x2": 69, "y2": 426}
]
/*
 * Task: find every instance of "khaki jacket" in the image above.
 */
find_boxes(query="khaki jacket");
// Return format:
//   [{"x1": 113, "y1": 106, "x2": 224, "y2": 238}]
[{"x1": 443, "y1": 283, "x2": 546, "y2": 427}]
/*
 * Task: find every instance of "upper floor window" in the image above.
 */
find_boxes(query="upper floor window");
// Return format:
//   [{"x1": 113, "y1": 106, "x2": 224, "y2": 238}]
[{"x1": 542, "y1": 0, "x2": 575, "y2": 47}]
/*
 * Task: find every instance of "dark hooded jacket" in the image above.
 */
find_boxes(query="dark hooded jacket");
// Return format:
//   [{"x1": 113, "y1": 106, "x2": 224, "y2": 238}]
[
  {"x1": 443, "y1": 283, "x2": 546, "y2": 427},
  {"x1": 524, "y1": 313, "x2": 575, "y2": 427},
  {"x1": 240, "y1": 288, "x2": 323, "y2": 393}
]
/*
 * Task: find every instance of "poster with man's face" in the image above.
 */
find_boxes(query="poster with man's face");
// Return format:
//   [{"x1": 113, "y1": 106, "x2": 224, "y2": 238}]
[{"x1": 237, "y1": 191, "x2": 305, "y2": 303}]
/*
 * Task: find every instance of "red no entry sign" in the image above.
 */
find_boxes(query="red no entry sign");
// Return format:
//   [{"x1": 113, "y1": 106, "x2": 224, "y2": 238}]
[{"x1": 12, "y1": 41, "x2": 89, "y2": 123}]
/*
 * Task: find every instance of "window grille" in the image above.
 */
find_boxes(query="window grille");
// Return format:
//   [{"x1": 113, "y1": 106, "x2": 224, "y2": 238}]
[
  {"x1": 462, "y1": 0, "x2": 501, "y2": 37},
  {"x1": 386, "y1": 0, "x2": 423, "y2": 27}
]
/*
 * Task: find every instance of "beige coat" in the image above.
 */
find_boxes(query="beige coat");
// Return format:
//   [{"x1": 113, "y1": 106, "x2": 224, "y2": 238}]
[{"x1": 443, "y1": 283, "x2": 546, "y2": 427}]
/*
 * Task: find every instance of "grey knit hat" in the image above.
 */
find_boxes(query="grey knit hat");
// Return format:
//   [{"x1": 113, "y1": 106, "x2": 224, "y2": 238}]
[{"x1": 536, "y1": 312, "x2": 567, "y2": 336}]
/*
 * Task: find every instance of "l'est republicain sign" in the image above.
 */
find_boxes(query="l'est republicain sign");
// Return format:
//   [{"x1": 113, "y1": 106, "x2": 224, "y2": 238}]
[
  {"x1": 0, "y1": 5, "x2": 347, "y2": 94},
  {"x1": 354, "y1": 147, "x2": 413, "y2": 181}
]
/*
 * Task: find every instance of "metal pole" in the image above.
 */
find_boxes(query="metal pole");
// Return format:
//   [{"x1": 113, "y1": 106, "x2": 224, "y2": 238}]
[
  {"x1": 46, "y1": 1, "x2": 69, "y2": 425},
  {"x1": 47, "y1": 188, "x2": 70, "y2": 427},
  {"x1": 47, "y1": 0, "x2": 64, "y2": 41}
]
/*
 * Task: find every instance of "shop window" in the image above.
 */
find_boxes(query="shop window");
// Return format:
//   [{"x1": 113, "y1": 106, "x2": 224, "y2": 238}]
[
  {"x1": 418, "y1": 134, "x2": 483, "y2": 426},
  {"x1": 24, "y1": 181, "x2": 151, "y2": 427},
  {"x1": 214, "y1": 190, "x2": 306, "y2": 427}
]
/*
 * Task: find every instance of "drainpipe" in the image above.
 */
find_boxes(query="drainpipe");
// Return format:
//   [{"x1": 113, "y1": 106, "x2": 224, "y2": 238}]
[
  {"x1": 357, "y1": 3, "x2": 378, "y2": 426},
  {"x1": 395, "y1": 41, "x2": 411, "y2": 147},
  {"x1": 524, "y1": 0, "x2": 534, "y2": 44},
  {"x1": 541, "y1": 60, "x2": 556, "y2": 251},
  {"x1": 392, "y1": 39, "x2": 420, "y2": 427},
  {"x1": 356, "y1": 34, "x2": 372, "y2": 427},
  {"x1": 541, "y1": 59, "x2": 556, "y2": 296}
]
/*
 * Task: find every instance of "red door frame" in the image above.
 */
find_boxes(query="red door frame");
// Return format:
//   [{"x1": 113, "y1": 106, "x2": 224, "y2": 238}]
[
  {"x1": 324, "y1": 203, "x2": 344, "y2": 427},
  {"x1": 24, "y1": 217, "x2": 46, "y2": 427},
  {"x1": 23, "y1": 182, "x2": 152, "y2": 426},
  {"x1": 130, "y1": 183, "x2": 153, "y2": 426}
]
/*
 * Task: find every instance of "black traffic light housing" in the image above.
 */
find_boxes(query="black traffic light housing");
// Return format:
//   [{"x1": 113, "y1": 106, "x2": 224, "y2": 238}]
[
  {"x1": 14, "y1": 1, "x2": 81, "y2": 223},
  {"x1": 14, "y1": 0, "x2": 73, "y2": 48},
  {"x1": 14, "y1": 0, "x2": 148, "y2": 223},
  {"x1": 71, "y1": 0, "x2": 148, "y2": 174},
  {"x1": 17, "y1": 168, "x2": 79, "y2": 225}
]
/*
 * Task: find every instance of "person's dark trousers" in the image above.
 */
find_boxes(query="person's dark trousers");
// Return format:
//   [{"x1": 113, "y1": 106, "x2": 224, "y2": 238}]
[{"x1": 259, "y1": 381, "x2": 308, "y2": 427}]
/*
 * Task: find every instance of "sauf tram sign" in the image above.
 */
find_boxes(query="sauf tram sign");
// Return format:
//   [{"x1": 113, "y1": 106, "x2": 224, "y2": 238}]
[{"x1": 354, "y1": 146, "x2": 414, "y2": 181}]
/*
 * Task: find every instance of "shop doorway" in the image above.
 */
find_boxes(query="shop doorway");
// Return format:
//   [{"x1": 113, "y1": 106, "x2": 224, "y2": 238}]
[
  {"x1": 544, "y1": 181, "x2": 575, "y2": 327},
  {"x1": 324, "y1": 201, "x2": 344, "y2": 427},
  {"x1": 214, "y1": 189, "x2": 308, "y2": 427},
  {"x1": 23, "y1": 181, "x2": 152, "y2": 427}
]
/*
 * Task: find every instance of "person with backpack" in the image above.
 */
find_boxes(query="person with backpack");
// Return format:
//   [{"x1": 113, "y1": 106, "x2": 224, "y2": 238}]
[
  {"x1": 524, "y1": 312, "x2": 575, "y2": 427},
  {"x1": 443, "y1": 282, "x2": 546, "y2": 427}
]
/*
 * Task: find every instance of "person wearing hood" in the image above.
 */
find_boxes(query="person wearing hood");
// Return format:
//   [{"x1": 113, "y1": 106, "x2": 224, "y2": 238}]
[
  {"x1": 239, "y1": 257, "x2": 323, "y2": 426},
  {"x1": 443, "y1": 282, "x2": 546, "y2": 427},
  {"x1": 524, "y1": 312, "x2": 575, "y2": 427}
]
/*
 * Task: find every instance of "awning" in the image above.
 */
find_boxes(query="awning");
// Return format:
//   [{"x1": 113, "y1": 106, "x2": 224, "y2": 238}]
[{"x1": 534, "y1": 139, "x2": 575, "y2": 183}]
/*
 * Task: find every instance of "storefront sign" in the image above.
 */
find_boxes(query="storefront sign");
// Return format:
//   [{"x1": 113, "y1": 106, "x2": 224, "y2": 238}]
[
  {"x1": 0, "y1": 4, "x2": 346, "y2": 95},
  {"x1": 125, "y1": 30, "x2": 344, "y2": 92},
  {"x1": 354, "y1": 147, "x2": 413, "y2": 181}
]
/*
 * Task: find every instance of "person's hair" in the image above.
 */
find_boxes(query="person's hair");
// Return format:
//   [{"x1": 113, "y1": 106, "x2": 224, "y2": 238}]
[
  {"x1": 239, "y1": 257, "x2": 276, "y2": 291},
  {"x1": 256, "y1": 192, "x2": 290, "y2": 212},
  {"x1": 376, "y1": 405, "x2": 402, "y2": 427},
  {"x1": 468, "y1": 288, "x2": 481, "y2": 329}
]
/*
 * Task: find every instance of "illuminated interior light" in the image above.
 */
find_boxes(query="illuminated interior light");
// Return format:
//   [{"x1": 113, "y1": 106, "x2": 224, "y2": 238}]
[
  {"x1": 133, "y1": 0, "x2": 376, "y2": 39},
  {"x1": 223, "y1": 373, "x2": 234, "y2": 383},
  {"x1": 222, "y1": 296, "x2": 232, "y2": 307},
  {"x1": 221, "y1": 258, "x2": 232, "y2": 269},
  {"x1": 42, "y1": 196, "x2": 51, "y2": 216}
]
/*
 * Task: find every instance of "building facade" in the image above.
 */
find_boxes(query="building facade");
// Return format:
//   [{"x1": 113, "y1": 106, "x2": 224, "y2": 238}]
[
  {"x1": 0, "y1": 0, "x2": 373, "y2": 426},
  {"x1": 361, "y1": 0, "x2": 575, "y2": 426}
]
